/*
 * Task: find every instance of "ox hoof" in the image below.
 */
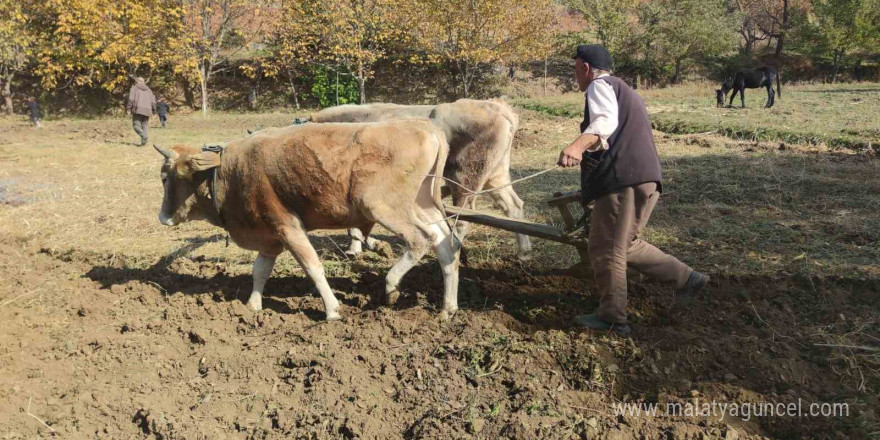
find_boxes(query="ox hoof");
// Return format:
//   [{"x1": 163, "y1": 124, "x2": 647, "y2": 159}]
[
  {"x1": 346, "y1": 241, "x2": 363, "y2": 256},
  {"x1": 385, "y1": 289, "x2": 401, "y2": 306},
  {"x1": 325, "y1": 313, "x2": 342, "y2": 322},
  {"x1": 439, "y1": 308, "x2": 459, "y2": 321},
  {"x1": 246, "y1": 297, "x2": 263, "y2": 312},
  {"x1": 517, "y1": 251, "x2": 534, "y2": 262}
]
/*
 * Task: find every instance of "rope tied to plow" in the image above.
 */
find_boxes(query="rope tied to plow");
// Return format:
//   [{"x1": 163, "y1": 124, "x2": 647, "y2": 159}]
[{"x1": 410, "y1": 161, "x2": 587, "y2": 245}]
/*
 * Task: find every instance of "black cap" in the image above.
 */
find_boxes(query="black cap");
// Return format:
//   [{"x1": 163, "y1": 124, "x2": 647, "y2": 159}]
[{"x1": 573, "y1": 44, "x2": 613, "y2": 71}]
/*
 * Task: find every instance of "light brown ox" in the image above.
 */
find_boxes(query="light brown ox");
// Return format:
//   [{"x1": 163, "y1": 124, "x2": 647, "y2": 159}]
[
  {"x1": 153, "y1": 120, "x2": 461, "y2": 320},
  {"x1": 310, "y1": 99, "x2": 533, "y2": 260}
]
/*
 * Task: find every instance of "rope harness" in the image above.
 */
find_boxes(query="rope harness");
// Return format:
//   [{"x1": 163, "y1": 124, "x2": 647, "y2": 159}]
[
  {"x1": 414, "y1": 163, "x2": 569, "y2": 244},
  {"x1": 202, "y1": 143, "x2": 229, "y2": 246}
]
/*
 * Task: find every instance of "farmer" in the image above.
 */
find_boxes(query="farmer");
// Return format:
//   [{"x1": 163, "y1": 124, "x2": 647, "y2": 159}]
[
  {"x1": 25, "y1": 97, "x2": 42, "y2": 128},
  {"x1": 557, "y1": 44, "x2": 708, "y2": 335},
  {"x1": 156, "y1": 96, "x2": 170, "y2": 128},
  {"x1": 127, "y1": 77, "x2": 156, "y2": 146}
]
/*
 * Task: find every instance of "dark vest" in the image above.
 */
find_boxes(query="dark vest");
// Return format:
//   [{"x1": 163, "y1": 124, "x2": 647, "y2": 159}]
[{"x1": 579, "y1": 76, "x2": 662, "y2": 203}]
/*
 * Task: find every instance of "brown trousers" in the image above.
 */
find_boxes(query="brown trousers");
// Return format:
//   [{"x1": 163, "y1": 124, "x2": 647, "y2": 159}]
[{"x1": 589, "y1": 182, "x2": 692, "y2": 324}]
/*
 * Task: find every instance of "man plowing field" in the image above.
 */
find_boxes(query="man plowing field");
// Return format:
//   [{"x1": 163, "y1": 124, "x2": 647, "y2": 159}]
[{"x1": 557, "y1": 44, "x2": 709, "y2": 335}]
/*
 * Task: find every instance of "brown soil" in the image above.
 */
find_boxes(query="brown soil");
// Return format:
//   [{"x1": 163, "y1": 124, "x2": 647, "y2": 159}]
[{"x1": 1, "y1": 236, "x2": 876, "y2": 439}]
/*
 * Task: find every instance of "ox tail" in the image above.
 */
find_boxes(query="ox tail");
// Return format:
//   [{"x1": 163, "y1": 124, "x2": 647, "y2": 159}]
[{"x1": 776, "y1": 71, "x2": 782, "y2": 99}]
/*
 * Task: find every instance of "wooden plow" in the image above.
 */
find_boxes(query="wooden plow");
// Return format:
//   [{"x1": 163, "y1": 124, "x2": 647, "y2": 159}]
[{"x1": 444, "y1": 190, "x2": 591, "y2": 264}]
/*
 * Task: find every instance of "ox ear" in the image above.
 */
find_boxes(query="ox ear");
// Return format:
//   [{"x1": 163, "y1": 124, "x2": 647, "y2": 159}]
[
  {"x1": 176, "y1": 151, "x2": 221, "y2": 180},
  {"x1": 187, "y1": 152, "x2": 222, "y2": 172}
]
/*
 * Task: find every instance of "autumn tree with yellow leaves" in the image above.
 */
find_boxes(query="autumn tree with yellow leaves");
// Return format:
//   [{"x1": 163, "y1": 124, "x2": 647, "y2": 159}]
[
  {"x1": 176, "y1": 0, "x2": 269, "y2": 114},
  {"x1": 281, "y1": 0, "x2": 412, "y2": 104},
  {"x1": 0, "y1": 0, "x2": 38, "y2": 114},
  {"x1": 414, "y1": 0, "x2": 557, "y2": 97},
  {"x1": 32, "y1": 0, "x2": 185, "y2": 94}
]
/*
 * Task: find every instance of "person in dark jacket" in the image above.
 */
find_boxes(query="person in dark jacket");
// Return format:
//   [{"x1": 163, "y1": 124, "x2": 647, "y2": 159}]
[
  {"x1": 557, "y1": 44, "x2": 708, "y2": 335},
  {"x1": 156, "y1": 97, "x2": 170, "y2": 128},
  {"x1": 26, "y1": 97, "x2": 42, "y2": 128},
  {"x1": 127, "y1": 77, "x2": 156, "y2": 146}
]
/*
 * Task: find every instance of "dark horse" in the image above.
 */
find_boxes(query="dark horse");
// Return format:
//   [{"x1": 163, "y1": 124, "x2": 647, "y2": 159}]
[{"x1": 716, "y1": 67, "x2": 781, "y2": 108}]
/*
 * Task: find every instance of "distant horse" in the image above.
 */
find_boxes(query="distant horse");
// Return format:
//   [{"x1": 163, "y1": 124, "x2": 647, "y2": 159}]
[{"x1": 716, "y1": 67, "x2": 781, "y2": 108}]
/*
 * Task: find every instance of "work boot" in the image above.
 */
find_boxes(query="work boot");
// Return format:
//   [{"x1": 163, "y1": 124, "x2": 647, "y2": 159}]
[
  {"x1": 572, "y1": 313, "x2": 632, "y2": 336},
  {"x1": 675, "y1": 271, "x2": 709, "y2": 301}
]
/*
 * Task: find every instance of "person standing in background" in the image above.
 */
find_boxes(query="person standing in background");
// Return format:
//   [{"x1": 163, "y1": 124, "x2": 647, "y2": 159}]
[
  {"x1": 127, "y1": 77, "x2": 156, "y2": 146},
  {"x1": 156, "y1": 96, "x2": 170, "y2": 128},
  {"x1": 26, "y1": 97, "x2": 42, "y2": 128}
]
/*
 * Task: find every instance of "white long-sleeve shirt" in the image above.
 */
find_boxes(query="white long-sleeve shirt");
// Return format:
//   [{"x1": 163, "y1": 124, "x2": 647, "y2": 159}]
[{"x1": 582, "y1": 73, "x2": 619, "y2": 152}]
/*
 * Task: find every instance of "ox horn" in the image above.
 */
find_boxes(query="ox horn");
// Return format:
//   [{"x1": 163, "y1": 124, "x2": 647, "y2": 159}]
[{"x1": 153, "y1": 144, "x2": 175, "y2": 159}]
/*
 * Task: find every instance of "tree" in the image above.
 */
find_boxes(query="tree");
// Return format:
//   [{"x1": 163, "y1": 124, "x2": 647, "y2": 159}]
[
  {"x1": 732, "y1": 0, "x2": 770, "y2": 56},
  {"x1": 813, "y1": 0, "x2": 878, "y2": 82},
  {"x1": 562, "y1": 0, "x2": 638, "y2": 58},
  {"x1": 649, "y1": 0, "x2": 737, "y2": 83},
  {"x1": 416, "y1": 0, "x2": 556, "y2": 97},
  {"x1": 751, "y1": 0, "x2": 812, "y2": 56},
  {"x1": 176, "y1": 0, "x2": 267, "y2": 115},
  {"x1": 281, "y1": 0, "x2": 410, "y2": 104},
  {"x1": 33, "y1": 0, "x2": 185, "y2": 96},
  {"x1": 0, "y1": 0, "x2": 37, "y2": 114},
  {"x1": 246, "y1": 0, "x2": 319, "y2": 110}
]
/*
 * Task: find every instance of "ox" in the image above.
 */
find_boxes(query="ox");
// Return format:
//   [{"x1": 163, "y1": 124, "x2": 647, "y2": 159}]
[
  {"x1": 310, "y1": 99, "x2": 533, "y2": 261},
  {"x1": 154, "y1": 120, "x2": 461, "y2": 320}
]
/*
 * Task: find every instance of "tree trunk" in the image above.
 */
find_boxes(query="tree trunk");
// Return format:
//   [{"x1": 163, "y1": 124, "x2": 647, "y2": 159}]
[
  {"x1": 673, "y1": 58, "x2": 683, "y2": 84},
  {"x1": 357, "y1": 61, "x2": 366, "y2": 104},
  {"x1": 775, "y1": 0, "x2": 790, "y2": 57},
  {"x1": 199, "y1": 64, "x2": 209, "y2": 115},
  {"x1": 543, "y1": 56, "x2": 548, "y2": 96},
  {"x1": 180, "y1": 77, "x2": 195, "y2": 109},
  {"x1": 2, "y1": 73, "x2": 12, "y2": 115},
  {"x1": 740, "y1": 29, "x2": 754, "y2": 56},
  {"x1": 200, "y1": 79, "x2": 208, "y2": 115},
  {"x1": 831, "y1": 50, "x2": 843, "y2": 83},
  {"x1": 460, "y1": 62, "x2": 471, "y2": 98},
  {"x1": 286, "y1": 68, "x2": 300, "y2": 110},
  {"x1": 248, "y1": 87, "x2": 257, "y2": 110},
  {"x1": 774, "y1": 34, "x2": 785, "y2": 57},
  {"x1": 335, "y1": 69, "x2": 339, "y2": 106}
]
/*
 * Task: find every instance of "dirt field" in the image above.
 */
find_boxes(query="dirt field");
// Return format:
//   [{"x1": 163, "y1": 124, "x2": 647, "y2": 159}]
[{"x1": 0, "y1": 98, "x2": 878, "y2": 439}]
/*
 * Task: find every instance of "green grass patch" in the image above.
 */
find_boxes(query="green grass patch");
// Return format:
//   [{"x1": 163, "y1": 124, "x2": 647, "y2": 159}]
[{"x1": 514, "y1": 82, "x2": 880, "y2": 151}]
